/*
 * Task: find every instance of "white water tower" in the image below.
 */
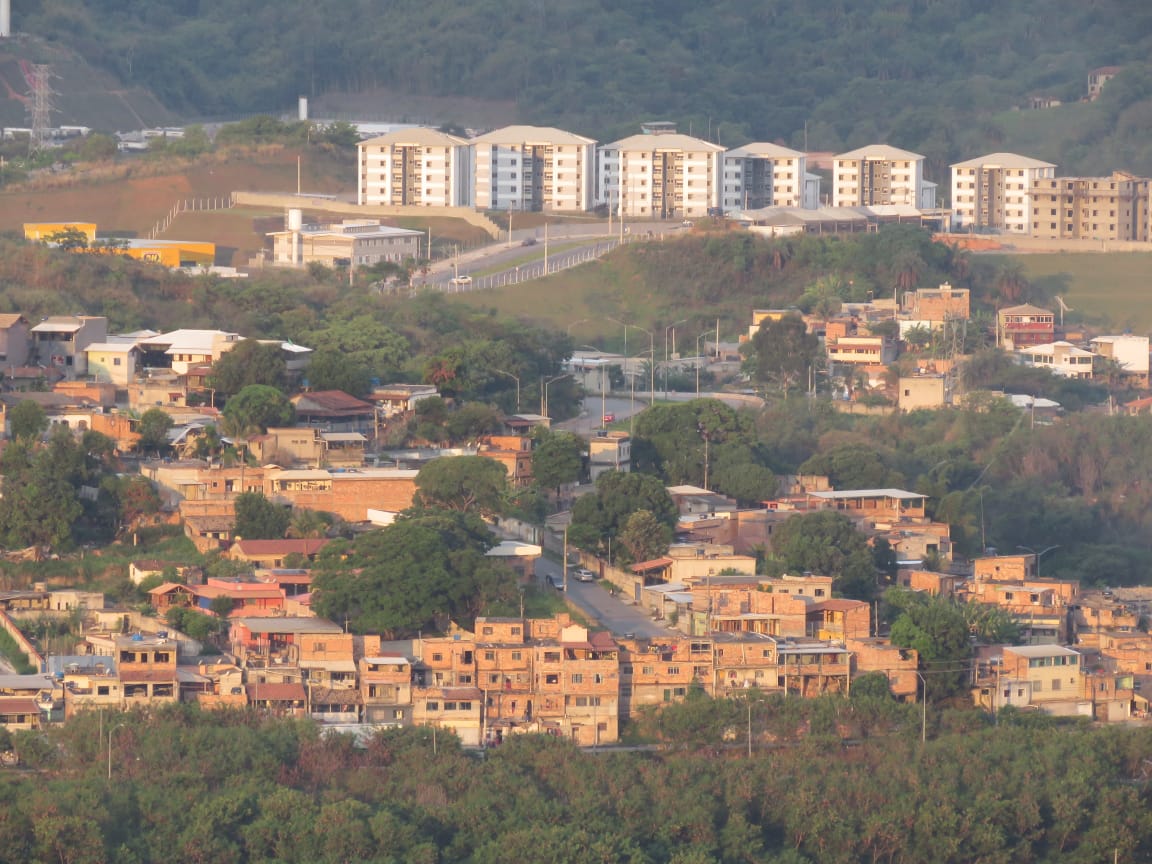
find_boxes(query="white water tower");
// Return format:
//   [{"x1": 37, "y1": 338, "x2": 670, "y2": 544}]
[
  {"x1": 0, "y1": 0, "x2": 11, "y2": 38},
  {"x1": 298, "y1": 96, "x2": 308, "y2": 121}
]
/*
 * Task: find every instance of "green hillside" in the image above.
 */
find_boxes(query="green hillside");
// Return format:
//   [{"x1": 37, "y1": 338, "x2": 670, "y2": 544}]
[{"x1": 8, "y1": 0, "x2": 1152, "y2": 178}]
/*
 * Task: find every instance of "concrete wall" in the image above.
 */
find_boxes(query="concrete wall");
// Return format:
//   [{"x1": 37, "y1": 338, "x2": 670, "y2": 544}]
[{"x1": 232, "y1": 192, "x2": 502, "y2": 238}]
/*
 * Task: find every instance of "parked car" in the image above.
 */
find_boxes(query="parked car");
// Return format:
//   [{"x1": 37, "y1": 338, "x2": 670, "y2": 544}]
[
  {"x1": 602, "y1": 412, "x2": 615, "y2": 424},
  {"x1": 521, "y1": 237, "x2": 537, "y2": 246},
  {"x1": 573, "y1": 568, "x2": 595, "y2": 582},
  {"x1": 449, "y1": 275, "x2": 472, "y2": 287},
  {"x1": 548, "y1": 575, "x2": 564, "y2": 591}
]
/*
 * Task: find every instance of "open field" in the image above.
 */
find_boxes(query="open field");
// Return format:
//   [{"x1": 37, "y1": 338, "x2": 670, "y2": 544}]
[
  {"x1": 1016, "y1": 252, "x2": 1152, "y2": 331},
  {"x1": 449, "y1": 252, "x2": 663, "y2": 349}
]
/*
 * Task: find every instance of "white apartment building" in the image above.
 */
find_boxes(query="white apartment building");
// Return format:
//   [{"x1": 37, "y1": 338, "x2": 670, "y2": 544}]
[
  {"x1": 598, "y1": 133, "x2": 724, "y2": 219},
  {"x1": 832, "y1": 145, "x2": 928, "y2": 209},
  {"x1": 357, "y1": 128, "x2": 472, "y2": 207},
  {"x1": 950, "y1": 152, "x2": 1057, "y2": 233},
  {"x1": 722, "y1": 143, "x2": 809, "y2": 210},
  {"x1": 471, "y1": 125, "x2": 596, "y2": 212}
]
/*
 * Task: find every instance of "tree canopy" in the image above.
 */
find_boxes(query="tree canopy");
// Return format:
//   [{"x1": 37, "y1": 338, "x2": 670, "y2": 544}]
[
  {"x1": 207, "y1": 339, "x2": 289, "y2": 396},
  {"x1": 413, "y1": 456, "x2": 509, "y2": 517},
  {"x1": 233, "y1": 492, "x2": 290, "y2": 541},
  {"x1": 221, "y1": 385, "x2": 295, "y2": 437},
  {"x1": 569, "y1": 472, "x2": 678, "y2": 564},
  {"x1": 311, "y1": 510, "x2": 513, "y2": 635},
  {"x1": 770, "y1": 510, "x2": 878, "y2": 600}
]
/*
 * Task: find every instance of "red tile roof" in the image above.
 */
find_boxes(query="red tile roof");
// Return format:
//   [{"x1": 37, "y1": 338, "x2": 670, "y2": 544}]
[
  {"x1": 292, "y1": 390, "x2": 375, "y2": 415},
  {"x1": 0, "y1": 697, "x2": 41, "y2": 715},
  {"x1": 631, "y1": 557, "x2": 674, "y2": 573},
  {"x1": 246, "y1": 682, "x2": 306, "y2": 702}
]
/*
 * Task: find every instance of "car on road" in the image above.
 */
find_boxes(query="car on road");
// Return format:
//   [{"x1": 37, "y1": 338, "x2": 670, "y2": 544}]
[
  {"x1": 449, "y1": 275, "x2": 473, "y2": 288},
  {"x1": 521, "y1": 237, "x2": 537, "y2": 246},
  {"x1": 548, "y1": 575, "x2": 564, "y2": 591},
  {"x1": 573, "y1": 568, "x2": 595, "y2": 582},
  {"x1": 602, "y1": 412, "x2": 615, "y2": 424}
]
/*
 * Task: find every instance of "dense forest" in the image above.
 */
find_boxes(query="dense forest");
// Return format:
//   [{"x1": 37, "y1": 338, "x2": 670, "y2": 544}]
[
  {"x1": 0, "y1": 702, "x2": 1151, "y2": 863},
  {"x1": 12, "y1": 0, "x2": 1152, "y2": 176}
]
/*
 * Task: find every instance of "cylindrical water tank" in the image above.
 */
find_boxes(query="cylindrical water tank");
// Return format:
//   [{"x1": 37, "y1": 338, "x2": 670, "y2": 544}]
[
  {"x1": 298, "y1": 96, "x2": 308, "y2": 121},
  {"x1": 287, "y1": 208, "x2": 303, "y2": 230}
]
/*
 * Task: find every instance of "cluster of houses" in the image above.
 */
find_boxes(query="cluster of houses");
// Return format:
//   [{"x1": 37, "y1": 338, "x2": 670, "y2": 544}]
[
  {"x1": 0, "y1": 468, "x2": 1146, "y2": 741},
  {"x1": 742, "y1": 286, "x2": 1149, "y2": 411}
]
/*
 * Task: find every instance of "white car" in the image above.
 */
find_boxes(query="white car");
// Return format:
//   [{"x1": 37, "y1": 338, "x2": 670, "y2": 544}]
[{"x1": 573, "y1": 568, "x2": 595, "y2": 582}]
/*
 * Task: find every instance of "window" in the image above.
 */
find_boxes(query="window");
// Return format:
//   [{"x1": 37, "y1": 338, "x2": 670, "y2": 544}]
[
  {"x1": 642, "y1": 666, "x2": 654, "y2": 676},
  {"x1": 482, "y1": 627, "x2": 493, "y2": 636},
  {"x1": 571, "y1": 673, "x2": 583, "y2": 684},
  {"x1": 484, "y1": 651, "x2": 495, "y2": 661},
  {"x1": 511, "y1": 651, "x2": 522, "y2": 661},
  {"x1": 393, "y1": 709, "x2": 405, "y2": 720},
  {"x1": 155, "y1": 653, "x2": 170, "y2": 664},
  {"x1": 545, "y1": 674, "x2": 559, "y2": 685},
  {"x1": 458, "y1": 701, "x2": 472, "y2": 711},
  {"x1": 113, "y1": 357, "x2": 121, "y2": 366},
  {"x1": 667, "y1": 666, "x2": 680, "y2": 675},
  {"x1": 457, "y1": 674, "x2": 472, "y2": 684},
  {"x1": 444, "y1": 702, "x2": 457, "y2": 711},
  {"x1": 426, "y1": 702, "x2": 439, "y2": 711},
  {"x1": 432, "y1": 653, "x2": 443, "y2": 662},
  {"x1": 511, "y1": 627, "x2": 521, "y2": 636},
  {"x1": 543, "y1": 651, "x2": 560, "y2": 662}
]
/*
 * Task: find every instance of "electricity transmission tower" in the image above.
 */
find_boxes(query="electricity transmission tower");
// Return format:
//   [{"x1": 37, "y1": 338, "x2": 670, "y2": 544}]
[{"x1": 26, "y1": 64, "x2": 57, "y2": 154}]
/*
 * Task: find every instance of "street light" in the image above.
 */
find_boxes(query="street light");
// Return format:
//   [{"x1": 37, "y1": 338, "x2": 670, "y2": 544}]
[
  {"x1": 541, "y1": 373, "x2": 571, "y2": 419},
  {"x1": 107, "y1": 723, "x2": 130, "y2": 781},
  {"x1": 566, "y1": 318, "x2": 591, "y2": 337},
  {"x1": 695, "y1": 330, "x2": 713, "y2": 397},
  {"x1": 493, "y1": 368, "x2": 521, "y2": 412},
  {"x1": 629, "y1": 347, "x2": 654, "y2": 435},
  {"x1": 664, "y1": 319, "x2": 687, "y2": 399},
  {"x1": 1016, "y1": 544, "x2": 1061, "y2": 578},
  {"x1": 578, "y1": 346, "x2": 609, "y2": 428},
  {"x1": 607, "y1": 318, "x2": 656, "y2": 407},
  {"x1": 915, "y1": 671, "x2": 927, "y2": 744}
]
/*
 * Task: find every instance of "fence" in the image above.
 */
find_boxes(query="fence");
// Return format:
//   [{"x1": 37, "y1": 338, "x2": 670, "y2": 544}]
[
  {"x1": 148, "y1": 194, "x2": 236, "y2": 239},
  {"x1": 410, "y1": 236, "x2": 634, "y2": 296}
]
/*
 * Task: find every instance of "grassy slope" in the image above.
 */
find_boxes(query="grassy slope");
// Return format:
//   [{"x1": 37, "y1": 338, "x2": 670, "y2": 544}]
[{"x1": 1018, "y1": 252, "x2": 1152, "y2": 332}]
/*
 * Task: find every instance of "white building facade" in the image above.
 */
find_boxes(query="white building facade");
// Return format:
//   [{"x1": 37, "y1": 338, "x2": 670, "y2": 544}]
[
  {"x1": 950, "y1": 152, "x2": 1057, "y2": 233},
  {"x1": 471, "y1": 125, "x2": 596, "y2": 212},
  {"x1": 598, "y1": 133, "x2": 724, "y2": 219},
  {"x1": 722, "y1": 143, "x2": 809, "y2": 210},
  {"x1": 832, "y1": 145, "x2": 927, "y2": 209},
  {"x1": 357, "y1": 128, "x2": 472, "y2": 207}
]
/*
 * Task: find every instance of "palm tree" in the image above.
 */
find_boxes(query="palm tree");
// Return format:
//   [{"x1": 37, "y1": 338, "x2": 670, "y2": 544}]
[{"x1": 994, "y1": 260, "x2": 1030, "y2": 306}]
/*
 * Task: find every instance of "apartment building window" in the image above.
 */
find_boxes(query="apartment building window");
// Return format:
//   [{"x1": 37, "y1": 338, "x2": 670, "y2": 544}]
[
  {"x1": 431, "y1": 653, "x2": 442, "y2": 662},
  {"x1": 489, "y1": 673, "x2": 500, "y2": 684},
  {"x1": 426, "y1": 702, "x2": 439, "y2": 711},
  {"x1": 457, "y1": 674, "x2": 473, "y2": 684},
  {"x1": 543, "y1": 651, "x2": 560, "y2": 662},
  {"x1": 484, "y1": 651, "x2": 495, "y2": 661},
  {"x1": 642, "y1": 666, "x2": 654, "y2": 676},
  {"x1": 444, "y1": 702, "x2": 457, "y2": 711},
  {"x1": 571, "y1": 674, "x2": 584, "y2": 684},
  {"x1": 667, "y1": 666, "x2": 680, "y2": 675},
  {"x1": 511, "y1": 651, "x2": 522, "y2": 660}
]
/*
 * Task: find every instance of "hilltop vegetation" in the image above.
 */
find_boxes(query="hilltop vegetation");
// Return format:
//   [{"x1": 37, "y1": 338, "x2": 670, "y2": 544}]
[{"x1": 13, "y1": 0, "x2": 1152, "y2": 176}]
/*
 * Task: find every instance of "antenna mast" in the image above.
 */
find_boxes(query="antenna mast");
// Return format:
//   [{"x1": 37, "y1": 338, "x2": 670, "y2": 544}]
[{"x1": 26, "y1": 64, "x2": 57, "y2": 154}]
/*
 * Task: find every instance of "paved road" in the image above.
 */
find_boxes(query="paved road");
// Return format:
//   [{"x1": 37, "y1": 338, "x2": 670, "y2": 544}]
[
  {"x1": 535, "y1": 556, "x2": 672, "y2": 638},
  {"x1": 556, "y1": 391, "x2": 765, "y2": 438}
]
